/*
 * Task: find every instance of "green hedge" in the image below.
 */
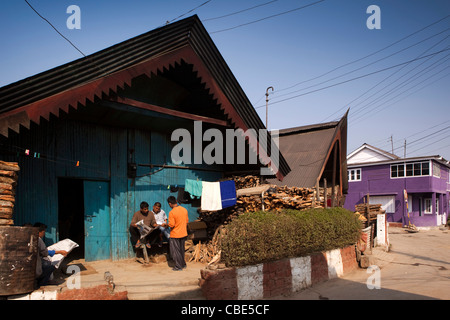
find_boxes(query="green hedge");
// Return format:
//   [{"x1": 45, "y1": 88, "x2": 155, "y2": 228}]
[{"x1": 221, "y1": 207, "x2": 361, "y2": 267}]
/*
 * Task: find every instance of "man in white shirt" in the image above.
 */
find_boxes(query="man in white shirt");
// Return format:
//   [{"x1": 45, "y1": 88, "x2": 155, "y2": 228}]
[
  {"x1": 34, "y1": 222, "x2": 67, "y2": 287},
  {"x1": 152, "y1": 202, "x2": 170, "y2": 247}
]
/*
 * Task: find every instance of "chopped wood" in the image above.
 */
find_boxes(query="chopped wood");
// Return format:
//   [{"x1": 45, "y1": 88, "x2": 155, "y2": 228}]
[
  {"x1": 0, "y1": 161, "x2": 20, "y2": 172},
  {"x1": 0, "y1": 218, "x2": 14, "y2": 225},
  {"x1": 0, "y1": 161, "x2": 19, "y2": 226},
  {"x1": 190, "y1": 175, "x2": 338, "y2": 265}
]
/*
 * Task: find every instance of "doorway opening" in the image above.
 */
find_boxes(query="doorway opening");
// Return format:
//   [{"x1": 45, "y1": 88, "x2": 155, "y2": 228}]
[{"x1": 58, "y1": 178, "x2": 85, "y2": 259}]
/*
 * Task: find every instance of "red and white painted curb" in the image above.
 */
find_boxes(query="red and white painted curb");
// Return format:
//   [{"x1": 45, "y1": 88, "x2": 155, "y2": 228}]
[{"x1": 200, "y1": 245, "x2": 357, "y2": 300}]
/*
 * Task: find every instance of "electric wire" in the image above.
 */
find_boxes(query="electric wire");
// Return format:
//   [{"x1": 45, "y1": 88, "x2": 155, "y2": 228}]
[
  {"x1": 367, "y1": 119, "x2": 450, "y2": 153},
  {"x1": 275, "y1": 14, "x2": 450, "y2": 94},
  {"x1": 270, "y1": 27, "x2": 449, "y2": 104},
  {"x1": 350, "y1": 63, "x2": 450, "y2": 124},
  {"x1": 204, "y1": 0, "x2": 279, "y2": 21},
  {"x1": 350, "y1": 53, "x2": 450, "y2": 122},
  {"x1": 210, "y1": 0, "x2": 325, "y2": 34},
  {"x1": 254, "y1": 48, "x2": 450, "y2": 109},
  {"x1": 166, "y1": 0, "x2": 213, "y2": 24},
  {"x1": 322, "y1": 33, "x2": 450, "y2": 122},
  {"x1": 24, "y1": 0, "x2": 86, "y2": 57},
  {"x1": 349, "y1": 40, "x2": 450, "y2": 118}
]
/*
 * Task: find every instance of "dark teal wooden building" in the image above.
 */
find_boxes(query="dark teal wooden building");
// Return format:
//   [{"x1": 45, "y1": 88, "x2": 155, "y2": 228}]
[{"x1": 0, "y1": 16, "x2": 290, "y2": 261}]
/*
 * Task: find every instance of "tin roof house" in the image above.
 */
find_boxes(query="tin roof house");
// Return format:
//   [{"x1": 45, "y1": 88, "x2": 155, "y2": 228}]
[
  {"x1": 267, "y1": 111, "x2": 349, "y2": 207},
  {"x1": 0, "y1": 16, "x2": 290, "y2": 261},
  {"x1": 344, "y1": 143, "x2": 450, "y2": 228}
]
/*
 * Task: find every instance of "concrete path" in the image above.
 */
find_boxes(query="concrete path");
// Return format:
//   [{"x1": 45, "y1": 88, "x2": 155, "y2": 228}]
[
  {"x1": 272, "y1": 227, "x2": 450, "y2": 300},
  {"x1": 60, "y1": 255, "x2": 208, "y2": 300}
]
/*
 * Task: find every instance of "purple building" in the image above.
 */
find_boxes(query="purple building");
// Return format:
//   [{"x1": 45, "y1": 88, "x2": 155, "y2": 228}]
[{"x1": 344, "y1": 144, "x2": 450, "y2": 228}]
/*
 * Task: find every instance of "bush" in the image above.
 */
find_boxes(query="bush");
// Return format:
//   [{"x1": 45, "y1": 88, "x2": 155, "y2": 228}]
[{"x1": 221, "y1": 207, "x2": 361, "y2": 267}]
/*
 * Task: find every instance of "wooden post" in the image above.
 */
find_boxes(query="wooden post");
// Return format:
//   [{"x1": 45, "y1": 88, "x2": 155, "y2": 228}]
[
  {"x1": 312, "y1": 185, "x2": 316, "y2": 207},
  {"x1": 316, "y1": 181, "x2": 320, "y2": 207},
  {"x1": 324, "y1": 178, "x2": 328, "y2": 209},
  {"x1": 365, "y1": 193, "x2": 370, "y2": 229},
  {"x1": 261, "y1": 191, "x2": 265, "y2": 211},
  {"x1": 331, "y1": 146, "x2": 337, "y2": 207}
]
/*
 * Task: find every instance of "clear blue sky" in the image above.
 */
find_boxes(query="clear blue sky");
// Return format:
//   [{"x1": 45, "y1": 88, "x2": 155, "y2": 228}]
[{"x1": 1, "y1": 0, "x2": 449, "y2": 160}]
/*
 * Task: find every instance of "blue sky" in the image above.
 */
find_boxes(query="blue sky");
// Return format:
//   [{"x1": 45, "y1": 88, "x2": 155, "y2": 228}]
[{"x1": 1, "y1": 0, "x2": 449, "y2": 160}]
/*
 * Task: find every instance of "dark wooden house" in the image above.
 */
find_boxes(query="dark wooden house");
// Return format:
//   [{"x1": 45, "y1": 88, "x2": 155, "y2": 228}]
[
  {"x1": 267, "y1": 111, "x2": 349, "y2": 206},
  {"x1": 0, "y1": 16, "x2": 289, "y2": 261}
]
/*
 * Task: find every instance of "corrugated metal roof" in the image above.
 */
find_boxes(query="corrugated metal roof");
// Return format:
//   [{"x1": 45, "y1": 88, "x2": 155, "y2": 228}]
[
  {"x1": 267, "y1": 112, "x2": 348, "y2": 189},
  {"x1": 0, "y1": 15, "x2": 290, "y2": 179},
  {"x1": 267, "y1": 126, "x2": 336, "y2": 188}
]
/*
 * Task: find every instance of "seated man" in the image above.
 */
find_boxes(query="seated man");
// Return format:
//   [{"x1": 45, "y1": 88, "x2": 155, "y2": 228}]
[
  {"x1": 151, "y1": 202, "x2": 170, "y2": 247},
  {"x1": 34, "y1": 222, "x2": 68, "y2": 287},
  {"x1": 129, "y1": 201, "x2": 159, "y2": 249}
]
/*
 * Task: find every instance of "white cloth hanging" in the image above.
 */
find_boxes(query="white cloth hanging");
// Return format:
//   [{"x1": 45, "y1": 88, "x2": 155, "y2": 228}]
[{"x1": 201, "y1": 181, "x2": 222, "y2": 211}]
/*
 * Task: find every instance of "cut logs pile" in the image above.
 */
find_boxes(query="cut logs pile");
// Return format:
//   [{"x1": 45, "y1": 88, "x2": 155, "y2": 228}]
[
  {"x1": 355, "y1": 203, "x2": 385, "y2": 226},
  {"x1": 191, "y1": 175, "x2": 336, "y2": 266},
  {"x1": 233, "y1": 175, "x2": 261, "y2": 189},
  {"x1": 198, "y1": 175, "x2": 327, "y2": 241},
  {"x1": 0, "y1": 161, "x2": 19, "y2": 226},
  {"x1": 242, "y1": 185, "x2": 325, "y2": 213},
  {"x1": 185, "y1": 225, "x2": 226, "y2": 267}
]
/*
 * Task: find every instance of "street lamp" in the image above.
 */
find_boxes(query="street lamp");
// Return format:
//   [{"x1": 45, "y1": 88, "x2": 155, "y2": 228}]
[{"x1": 265, "y1": 86, "x2": 274, "y2": 129}]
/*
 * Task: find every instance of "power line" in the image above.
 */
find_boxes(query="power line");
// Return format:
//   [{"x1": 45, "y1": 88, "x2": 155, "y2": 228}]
[
  {"x1": 210, "y1": 0, "x2": 325, "y2": 34},
  {"x1": 24, "y1": 0, "x2": 86, "y2": 57},
  {"x1": 255, "y1": 48, "x2": 450, "y2": 109},
  {"x1": 370, "y1": 119, "x2": 450, "y2": 152},
  {"x1": 350, "y1": 63, "x2": 450, "y2": 123},
  {"x1": 166, "y1": 0, "x2": 213, "y2": 24},
  {"x1": 322, "y1": 33, "x2": 450, "y2": 122},
  {"x1": 273, "y1": 28, "x2": 449, "y2": 103},
  {"x1": 204, "y1": 0, "x2": 279, "y2": 21},
  {"x1": 275, "y1": 14, "x2": 450, "y2": 94},
  {"x1": 350, "y1": 52, "x2": 450, "y2": 121}
]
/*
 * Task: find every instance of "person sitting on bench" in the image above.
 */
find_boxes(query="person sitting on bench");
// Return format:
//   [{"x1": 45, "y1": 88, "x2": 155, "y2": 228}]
[{"x1": 129, "y1": 201, "x2": 159, "y2": 249}]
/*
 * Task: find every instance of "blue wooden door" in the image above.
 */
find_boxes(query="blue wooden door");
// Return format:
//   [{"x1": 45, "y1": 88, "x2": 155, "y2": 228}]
[{"x1": 84, "y1": 180, "x2": 111, "y2": 261}]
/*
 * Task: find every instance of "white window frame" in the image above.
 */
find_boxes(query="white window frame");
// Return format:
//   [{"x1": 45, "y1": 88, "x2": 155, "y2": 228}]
[
  {"x1": 424, "y1": 198, "x2": 432, "y2": 214},
  {"x1": 390, "y1": 161, "x2": 431, "y2": 179},
  {"x1": 348, "y1": 168, "x2": 361, "y2": 182}
]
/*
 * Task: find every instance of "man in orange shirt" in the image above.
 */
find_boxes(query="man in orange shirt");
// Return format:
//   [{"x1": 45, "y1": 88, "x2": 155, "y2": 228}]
[{"x1": 167, "y1": 196, "x2": 189, "y2": 271}]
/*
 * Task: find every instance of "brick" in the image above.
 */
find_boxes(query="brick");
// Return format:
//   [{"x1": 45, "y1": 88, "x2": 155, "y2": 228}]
[
  {"x1": 311, "y1": 252, "x2": 329, "y2": 285},
  {"x1": 57, "y1": 285, "x2": 128, "y2": 300}
]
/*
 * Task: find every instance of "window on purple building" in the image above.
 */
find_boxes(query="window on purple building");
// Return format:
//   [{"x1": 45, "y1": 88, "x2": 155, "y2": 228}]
[
  {"x1": 424, "y1": 198, "x2": 432, "y2": 214},
  {"x1": 391, "y1": 161, "x2": 430, "y2": 179},
  {"x1": 348, "y1": 168, "x2": 361, "y2": 182}
]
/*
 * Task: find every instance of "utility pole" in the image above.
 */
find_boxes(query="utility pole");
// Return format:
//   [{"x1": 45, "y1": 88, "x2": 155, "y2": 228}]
[
  {"x1": 390, "y1": 135, "x2": 394, "y2": 155},
  {"x1": 404, "y1": 139, "x2": 407, "y2": 158},
  {"x1": 265, "y1": 86, "x2": 274, "y2": 129}
]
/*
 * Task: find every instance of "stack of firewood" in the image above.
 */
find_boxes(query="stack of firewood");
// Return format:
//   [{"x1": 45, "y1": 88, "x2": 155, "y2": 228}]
[
  {"x1": 185, "y1": 226, "x2": 225, "y2": 266},
  {"x1": 235, "y1": 186, "x2": 324, "y2": 213},
  {"x1": 264, "y1": 186, "x2": 324, "y2": 212},
  {"x1": 233, "y1": 175, "x2": 261, "y2": 189},
  {"x1": 0, "y1": 161, "x2": 19, "y2": 226},
  {"x1": 193, "y1": 175, "x2": 335, "y2": 266},
  {"x1": 198, "y1": 176, "x2": 328, "y2": 240},
  {"x1": 355, "y1": 203, "x2": 385, "y2": 223}
]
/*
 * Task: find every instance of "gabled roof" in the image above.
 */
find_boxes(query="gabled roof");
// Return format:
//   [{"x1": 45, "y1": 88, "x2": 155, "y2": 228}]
[
  {"x1": 348, "y1": 153, "x2": 450, "y2": 169},
  {"x1": 267, "y1": 111, "x2": 348, "y2": 190},
  {"x1": 347, "y1": 143, "x2": 400, "y2": 165},
  {"x1": 0, "y1": 15, "x2": 290, "y2": 180}
]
